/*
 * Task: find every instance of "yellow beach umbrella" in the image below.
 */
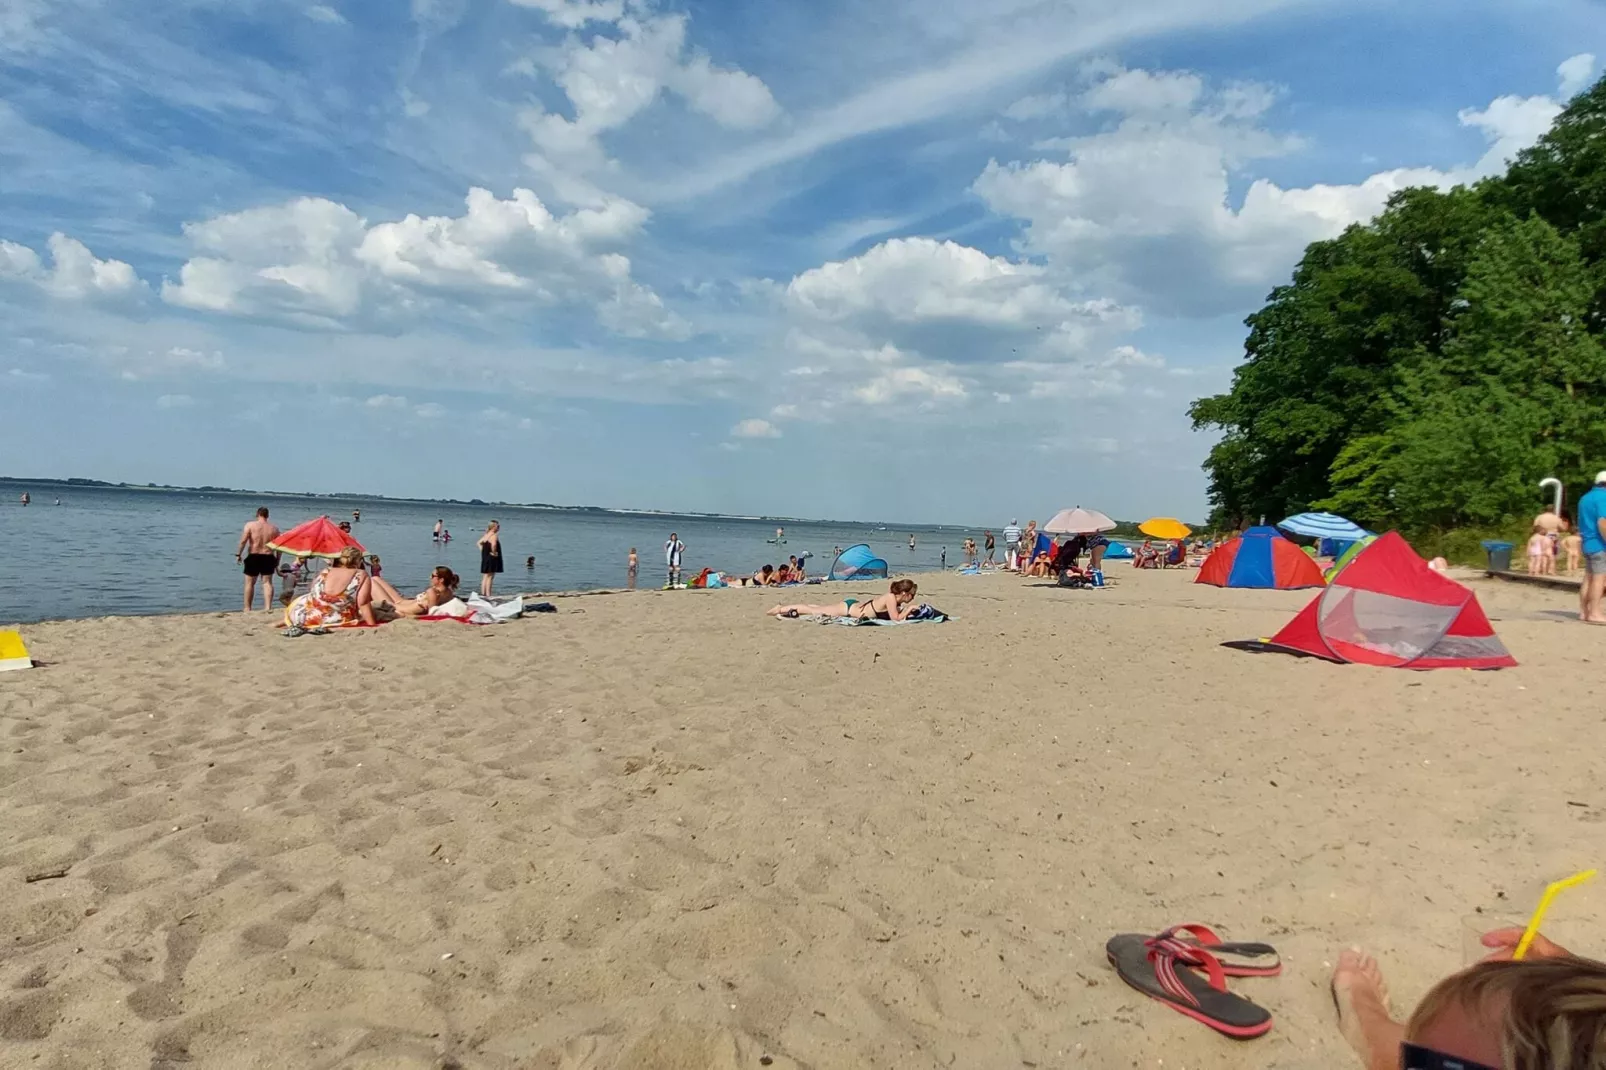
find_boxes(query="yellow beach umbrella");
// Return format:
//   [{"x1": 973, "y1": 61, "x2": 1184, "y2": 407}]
[{"x1": 1139, "y1": 517, "x2": 1192, "y2": 540}]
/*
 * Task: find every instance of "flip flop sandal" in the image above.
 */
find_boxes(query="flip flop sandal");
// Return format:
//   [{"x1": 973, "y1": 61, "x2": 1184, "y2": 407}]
[
  {"x1": 1109, "y1": 925, "x2": 1282, "y2": 977},
  {"x1": 1106, "y1": 933, "x2": 1273, "y2": 1039}
]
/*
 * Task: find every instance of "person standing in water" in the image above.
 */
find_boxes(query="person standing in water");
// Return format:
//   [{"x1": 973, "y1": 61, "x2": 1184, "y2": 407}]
[
  {"x1": 477, "y1": 520, "x2": 503, "y2": 598},
  {"x1": 352, "y1": 509, "x2": 360, "y2": 524},
  {"x1": 627, "y1": 547, "x2": 639, "y2": 589},
  {"x1": 665, "y1": 532, "x2": 685, "y2": 587},
  {"x1": 909, "y1": 533, "x2": 917, "y2": 551},
  {"x1": 433, "y1": 518, "x2": 443, "y2": 542},
  {"x1": 19, "y1": 492, "x2": 28, "y2": 506},
  {"x1": 235, "y1": 507, "x2": 281, "y2": 612},
  {"x1": 775, "y1": 526, "x2": 785, "y2": 541}
]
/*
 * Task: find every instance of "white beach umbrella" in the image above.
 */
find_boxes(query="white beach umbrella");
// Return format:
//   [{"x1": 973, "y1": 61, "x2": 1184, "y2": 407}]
[{"x1": 1043, "y1": 507, "x2": 1116, "y2": 534}]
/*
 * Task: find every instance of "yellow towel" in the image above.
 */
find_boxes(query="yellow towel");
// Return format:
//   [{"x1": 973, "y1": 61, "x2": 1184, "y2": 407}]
[{"x1": 0, "y1": 630, "x2": 33, "y2": 672}]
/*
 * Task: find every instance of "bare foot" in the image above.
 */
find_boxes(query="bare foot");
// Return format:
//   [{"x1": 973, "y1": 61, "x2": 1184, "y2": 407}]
[{"x1": 1332, "y1": 949, "x2": 1404, "y2": 1070}]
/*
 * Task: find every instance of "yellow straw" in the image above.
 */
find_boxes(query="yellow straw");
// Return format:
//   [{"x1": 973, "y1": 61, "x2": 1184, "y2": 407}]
[{"x1": 1513, "y1": 869, "x2": 1597, "y2": 960}]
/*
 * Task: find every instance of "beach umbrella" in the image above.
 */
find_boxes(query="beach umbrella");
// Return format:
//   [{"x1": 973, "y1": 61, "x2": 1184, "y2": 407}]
[
  {"x1": 1138, "y1": 517, "x2": 1192, "y2": 540},
  {"x1": 1043, "y1": 506, "x2": 1117, "y2": 534},
  {"x1": 269, "y1": 516, "x2": 365, "y2": 558},
  {"x1": 1277, "y1": 512, "x2": 1369, "y2": 542}
]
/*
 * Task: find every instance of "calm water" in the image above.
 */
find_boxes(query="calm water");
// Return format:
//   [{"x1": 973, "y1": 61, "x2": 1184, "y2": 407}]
[{"x1": 0, "y1": 487, "x2": 981, "y2": 623}]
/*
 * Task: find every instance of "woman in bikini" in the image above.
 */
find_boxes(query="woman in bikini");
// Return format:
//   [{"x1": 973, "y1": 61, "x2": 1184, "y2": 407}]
[
  {"x1": 370, "y1": 567, "x2": 460, "y2": 618},
  {"x1": 766, "y1": 579, "x2": 919, "y2": 620},
  {"x1": 284, "y1": 547, "x2": 377, "y2": 628}
]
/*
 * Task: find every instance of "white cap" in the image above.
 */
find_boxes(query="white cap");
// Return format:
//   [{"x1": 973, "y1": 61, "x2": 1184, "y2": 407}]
[
  {"x1": 1010, "y1": 518, "x2": 1017, "y2": 525},
  {"x1": 1596, "y1": 470, "x2": 1606, "y2": 485}
]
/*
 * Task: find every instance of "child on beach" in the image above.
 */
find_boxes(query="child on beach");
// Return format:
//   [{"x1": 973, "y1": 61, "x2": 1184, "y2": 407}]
[
  {"x1": 1527, "y1": 531, "x2": 1553, "y2": 575},
  {"x1": 1563, "y1": 530, "x2": 1583, "y2": 573}
]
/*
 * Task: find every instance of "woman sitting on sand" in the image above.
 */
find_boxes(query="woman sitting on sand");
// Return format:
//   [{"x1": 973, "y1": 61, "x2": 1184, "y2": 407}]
[
  {"x1": 766, "y1": 579, "x2": 919, "y2": 621},
  {"x1": 284, "y1": 547, "x2": 377, "y2": 628},
  {"x1": 371, "y1": 567, "x2": 460, "y2": 618}
]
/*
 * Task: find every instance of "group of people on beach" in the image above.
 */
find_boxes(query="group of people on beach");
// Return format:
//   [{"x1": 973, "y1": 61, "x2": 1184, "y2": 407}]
[{"x1": 234, "y1": 507, "x2": 509, "y2": 625}]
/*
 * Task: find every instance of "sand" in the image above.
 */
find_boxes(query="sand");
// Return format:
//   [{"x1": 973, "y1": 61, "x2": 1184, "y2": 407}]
[{"x1": 2, "y1": 568, "x2": 1602, "y2": 1069}]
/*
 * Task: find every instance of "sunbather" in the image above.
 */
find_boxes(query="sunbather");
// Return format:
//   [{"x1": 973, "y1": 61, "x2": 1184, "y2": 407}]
[
  {"x1": 767, "y1": 579, "x2": 919, "y2": 620},
  {"x1": 284, "y1": 547, "x2": 376, "y2": 628},
  {"x1": 1332, "y1": 927, "x2": 1596, "y2": 1070},
  {"x1": 371, "y1": 567, "x2": 460, "y2": 618}
]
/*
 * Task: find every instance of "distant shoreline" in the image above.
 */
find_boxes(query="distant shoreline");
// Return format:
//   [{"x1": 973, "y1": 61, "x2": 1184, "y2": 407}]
[{"x1": 0, "y1": 474, "x2": 981, "y2": 531}]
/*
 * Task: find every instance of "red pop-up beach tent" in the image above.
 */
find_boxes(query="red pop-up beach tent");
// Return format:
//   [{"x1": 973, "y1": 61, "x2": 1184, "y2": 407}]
[{"x1": 1267, "y1": 532, "x2": 1515, "y2": 669}]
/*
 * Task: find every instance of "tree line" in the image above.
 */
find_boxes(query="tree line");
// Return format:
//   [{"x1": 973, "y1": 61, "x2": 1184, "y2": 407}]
[{"x1": 1191, "y1": 75, "x2": 1606, "y2": 542}]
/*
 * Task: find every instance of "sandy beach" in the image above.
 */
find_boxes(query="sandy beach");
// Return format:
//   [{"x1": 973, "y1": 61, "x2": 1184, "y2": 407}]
[{"x1": 2, "y1": 568, "x2": 1602, "y2": 1069}]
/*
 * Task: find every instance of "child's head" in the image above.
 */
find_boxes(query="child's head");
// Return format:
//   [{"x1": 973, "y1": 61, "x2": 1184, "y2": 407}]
[
  {"x1": 890, "y1": 579, "x2": 918, "y2": 603},
  {"x1": 630, "y1": 547, "x2": 636, "y2": 554},
  {"x1": 1405, "y1": 957, "x2": 1606, "y2": 1070}
]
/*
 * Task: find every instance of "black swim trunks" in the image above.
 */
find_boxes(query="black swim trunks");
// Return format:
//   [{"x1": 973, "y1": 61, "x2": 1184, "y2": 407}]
[{"x1": 243, "y1": 553, "x2": 278, "y2": 577}]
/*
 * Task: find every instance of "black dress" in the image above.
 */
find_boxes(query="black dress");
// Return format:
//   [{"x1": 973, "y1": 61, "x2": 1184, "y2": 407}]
[{"x1": 481, "y1": 538, "x2": 504, "y2": 574}]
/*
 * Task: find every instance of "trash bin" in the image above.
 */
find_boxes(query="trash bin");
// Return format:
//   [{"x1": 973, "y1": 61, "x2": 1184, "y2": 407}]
[{"x1": 1481, "y1": 540, "x2": 1514, "y2": 572}]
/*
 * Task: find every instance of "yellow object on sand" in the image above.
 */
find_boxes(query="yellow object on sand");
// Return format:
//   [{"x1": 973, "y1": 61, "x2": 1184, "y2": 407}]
[
  {"x1": 1139, "y1": 517, "x2": 1193, "y2": 541},
  {"x1": 1514, "y1": 869, "x2": 1597, "y2": 959},
  {"x1": 0, "y1": 630, "x2": 33, "y2": 672}
]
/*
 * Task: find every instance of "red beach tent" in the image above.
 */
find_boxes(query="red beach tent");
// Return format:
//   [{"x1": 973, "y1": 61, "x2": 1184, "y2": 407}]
[
  {"x1": 268, "y1": 516, "x2": 365, "y2": 559},
  {"x1": 1267, "y1": 532, "x2": 1515, "y2": 669},
  {"x1": 1195, "y1": 526, "x2": 1325, "y2": 589}
]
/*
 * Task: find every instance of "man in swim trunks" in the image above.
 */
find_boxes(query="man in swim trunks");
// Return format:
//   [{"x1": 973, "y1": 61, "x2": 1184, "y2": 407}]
[{"x1": 236, "y1": 507, "x2": 281, "y2": 613}]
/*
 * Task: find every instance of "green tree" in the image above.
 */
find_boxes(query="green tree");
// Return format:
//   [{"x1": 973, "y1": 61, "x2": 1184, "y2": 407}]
[
  {"x1": 1322, "y1": 214, "x2": 1606, "y2": 529},
  {"x1": 1190, "y1": 186, "x2": 1496, "y2": 527}
]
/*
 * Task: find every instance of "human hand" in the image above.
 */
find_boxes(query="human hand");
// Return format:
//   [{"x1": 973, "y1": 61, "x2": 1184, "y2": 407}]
[{"x1": 1479, "y1": 927, "x2": 1573, "y2": 961}]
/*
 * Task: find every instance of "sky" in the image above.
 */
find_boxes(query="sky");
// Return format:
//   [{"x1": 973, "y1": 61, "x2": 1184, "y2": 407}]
[{"x1": 1, "y1": 0, "x2": 1602, "y2": 524}]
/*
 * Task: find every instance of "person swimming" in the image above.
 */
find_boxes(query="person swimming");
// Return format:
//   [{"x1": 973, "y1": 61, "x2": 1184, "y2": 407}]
[{"x1": 766, "y1": 579, "x2": 919, "y2": 620}]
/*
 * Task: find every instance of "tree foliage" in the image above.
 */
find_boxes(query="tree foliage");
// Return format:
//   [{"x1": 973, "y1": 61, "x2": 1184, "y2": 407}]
[{"x1": 1194, "y1": 75, "x2": 1606, "y2": 534}]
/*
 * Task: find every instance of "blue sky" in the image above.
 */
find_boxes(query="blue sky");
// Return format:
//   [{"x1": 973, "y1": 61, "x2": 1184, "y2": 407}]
[{"x1": 1, "y1": 0, "x2": 1601, "y2": 523}]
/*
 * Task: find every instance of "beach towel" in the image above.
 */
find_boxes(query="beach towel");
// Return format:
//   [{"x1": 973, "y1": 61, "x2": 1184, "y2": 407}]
[{"x1": 804, "y1": 604, "x2": 951, "y2": 626}]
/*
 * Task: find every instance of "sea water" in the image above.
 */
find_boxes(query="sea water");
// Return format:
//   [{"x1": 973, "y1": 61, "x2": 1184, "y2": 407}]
[{"x1": 0, "y1": 486, "x2": 980, "y2": 623}]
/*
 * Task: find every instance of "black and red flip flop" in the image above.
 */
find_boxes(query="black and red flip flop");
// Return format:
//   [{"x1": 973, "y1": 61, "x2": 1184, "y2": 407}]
[
  {"x1": 1108, "y1": 924, "x2": 1282, "y2": 978},
  {"x1": 1106, "y1": 932, "x2": 1273, "y2": 1039}
]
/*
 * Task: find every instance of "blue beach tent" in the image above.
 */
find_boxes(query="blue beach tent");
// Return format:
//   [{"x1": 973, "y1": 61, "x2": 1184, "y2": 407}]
[
  {"x1": 1103, "y1": 541, "x2": 1134, "y2": 559},
  {"x1": 829, "y1": 544, "x2": 889, "y2": 581}
]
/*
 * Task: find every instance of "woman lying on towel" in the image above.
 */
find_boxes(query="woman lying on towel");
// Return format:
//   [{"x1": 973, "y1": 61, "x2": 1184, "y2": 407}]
[
  {"x1": 371, "y1": 567, "x2": 460, "y2": 618},
  {"x1": 766, "y1": 579, "x2": 919, "y2": 621},
  {"x1": 284, "y1": 547, "x2": 377, "y2": 628}
]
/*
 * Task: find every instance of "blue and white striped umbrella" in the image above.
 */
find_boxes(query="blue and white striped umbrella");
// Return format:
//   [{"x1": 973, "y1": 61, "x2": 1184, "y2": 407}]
[{"x1": 1277, "y1": 511, "x2": 1369, "y2": 541}]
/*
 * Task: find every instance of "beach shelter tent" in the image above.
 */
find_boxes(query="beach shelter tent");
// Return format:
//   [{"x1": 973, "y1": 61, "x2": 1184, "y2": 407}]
[
  {"x1": 269, "y1": 516, "x2": 365, "y2": 558},
  {"x1": 1196, "y1": 526, "x2": 1325, "y2": 589},
  {"x1": 1324, "y1": 534, "x2": 1377, "y2": 582},
  {"x1": 829, "y1": 544, "x2": 889, "y2": 581},
  {"x1": 1267, "y1": 532, "x2": 1516, "y2": 669},
  {"x1": 1103, "y1": 541, "x2": 1135, "y2": 559}
]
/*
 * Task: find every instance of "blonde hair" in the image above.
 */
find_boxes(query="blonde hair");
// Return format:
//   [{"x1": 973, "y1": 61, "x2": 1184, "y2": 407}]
[
  {"x1": 1407, "y1": 957, "x2": 1606, "y2": 1070},
  {"x1": 334, "y1": 546, "x2": 366, "y2": 568}
]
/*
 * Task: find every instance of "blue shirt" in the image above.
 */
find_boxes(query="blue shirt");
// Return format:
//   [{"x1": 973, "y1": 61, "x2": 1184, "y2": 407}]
[{"x1": 1580, "y1": 486, "x2": 1606, "y2": 556}]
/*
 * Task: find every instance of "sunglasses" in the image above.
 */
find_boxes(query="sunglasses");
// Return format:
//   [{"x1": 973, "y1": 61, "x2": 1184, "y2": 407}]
[{"x1": 1401, "y1": 1042, "x2": 1498, "y2": 1070}]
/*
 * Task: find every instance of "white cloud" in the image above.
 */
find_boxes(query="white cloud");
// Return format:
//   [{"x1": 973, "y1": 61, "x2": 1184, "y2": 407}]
[
  {"x1": 973, "y1": 63, "x2": 1574, "y2": 317},
  {"x1": 853, "y1": 365, "x2": 966, "y2": 405},
  {"x1": 1083, "y1": 67, "x2": 1204, "y2": 116},
  {"x1": 787, "y1": 237, "x2": 1126, "y2": 330},
  {"x1": 8, "y1": 367, "x2": 48, "y2": 382},
  {"x1": 306, "y1": 5, "x2": 346, "y2": 24},
  {"x1": 415, "y1": 402, "x2": 446, "y2": 419},
  {"x1": 160, "y1": 188, "x2": 682, "y2": 336},
  {"x1": 518, "y1": 11, "x2": 779, "y2": 185},
  {"x1": 156, "y1": 393, "x2": 195, "y2": 409},
  {"x1": 731, "y1": 417, "x2": 781, "y2": 439},
  {"x1": 366, "y1": 393, "x2": 410, "y2": 409},
  {"x1": 1559, "y1": 53, "x2": 1596, "y2": 98},
  {"x1": 508, "y1": 0, "x2": 625, "y2": 29},
  {"x1": 0, "y1": 232, "x2": 145, "y2": 301}
]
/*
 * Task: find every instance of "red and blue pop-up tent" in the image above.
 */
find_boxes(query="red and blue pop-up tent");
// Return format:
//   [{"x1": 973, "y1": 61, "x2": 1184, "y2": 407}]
[{"x1": 1196, "y1": 526, "x2": 1325, "y2": 589}]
